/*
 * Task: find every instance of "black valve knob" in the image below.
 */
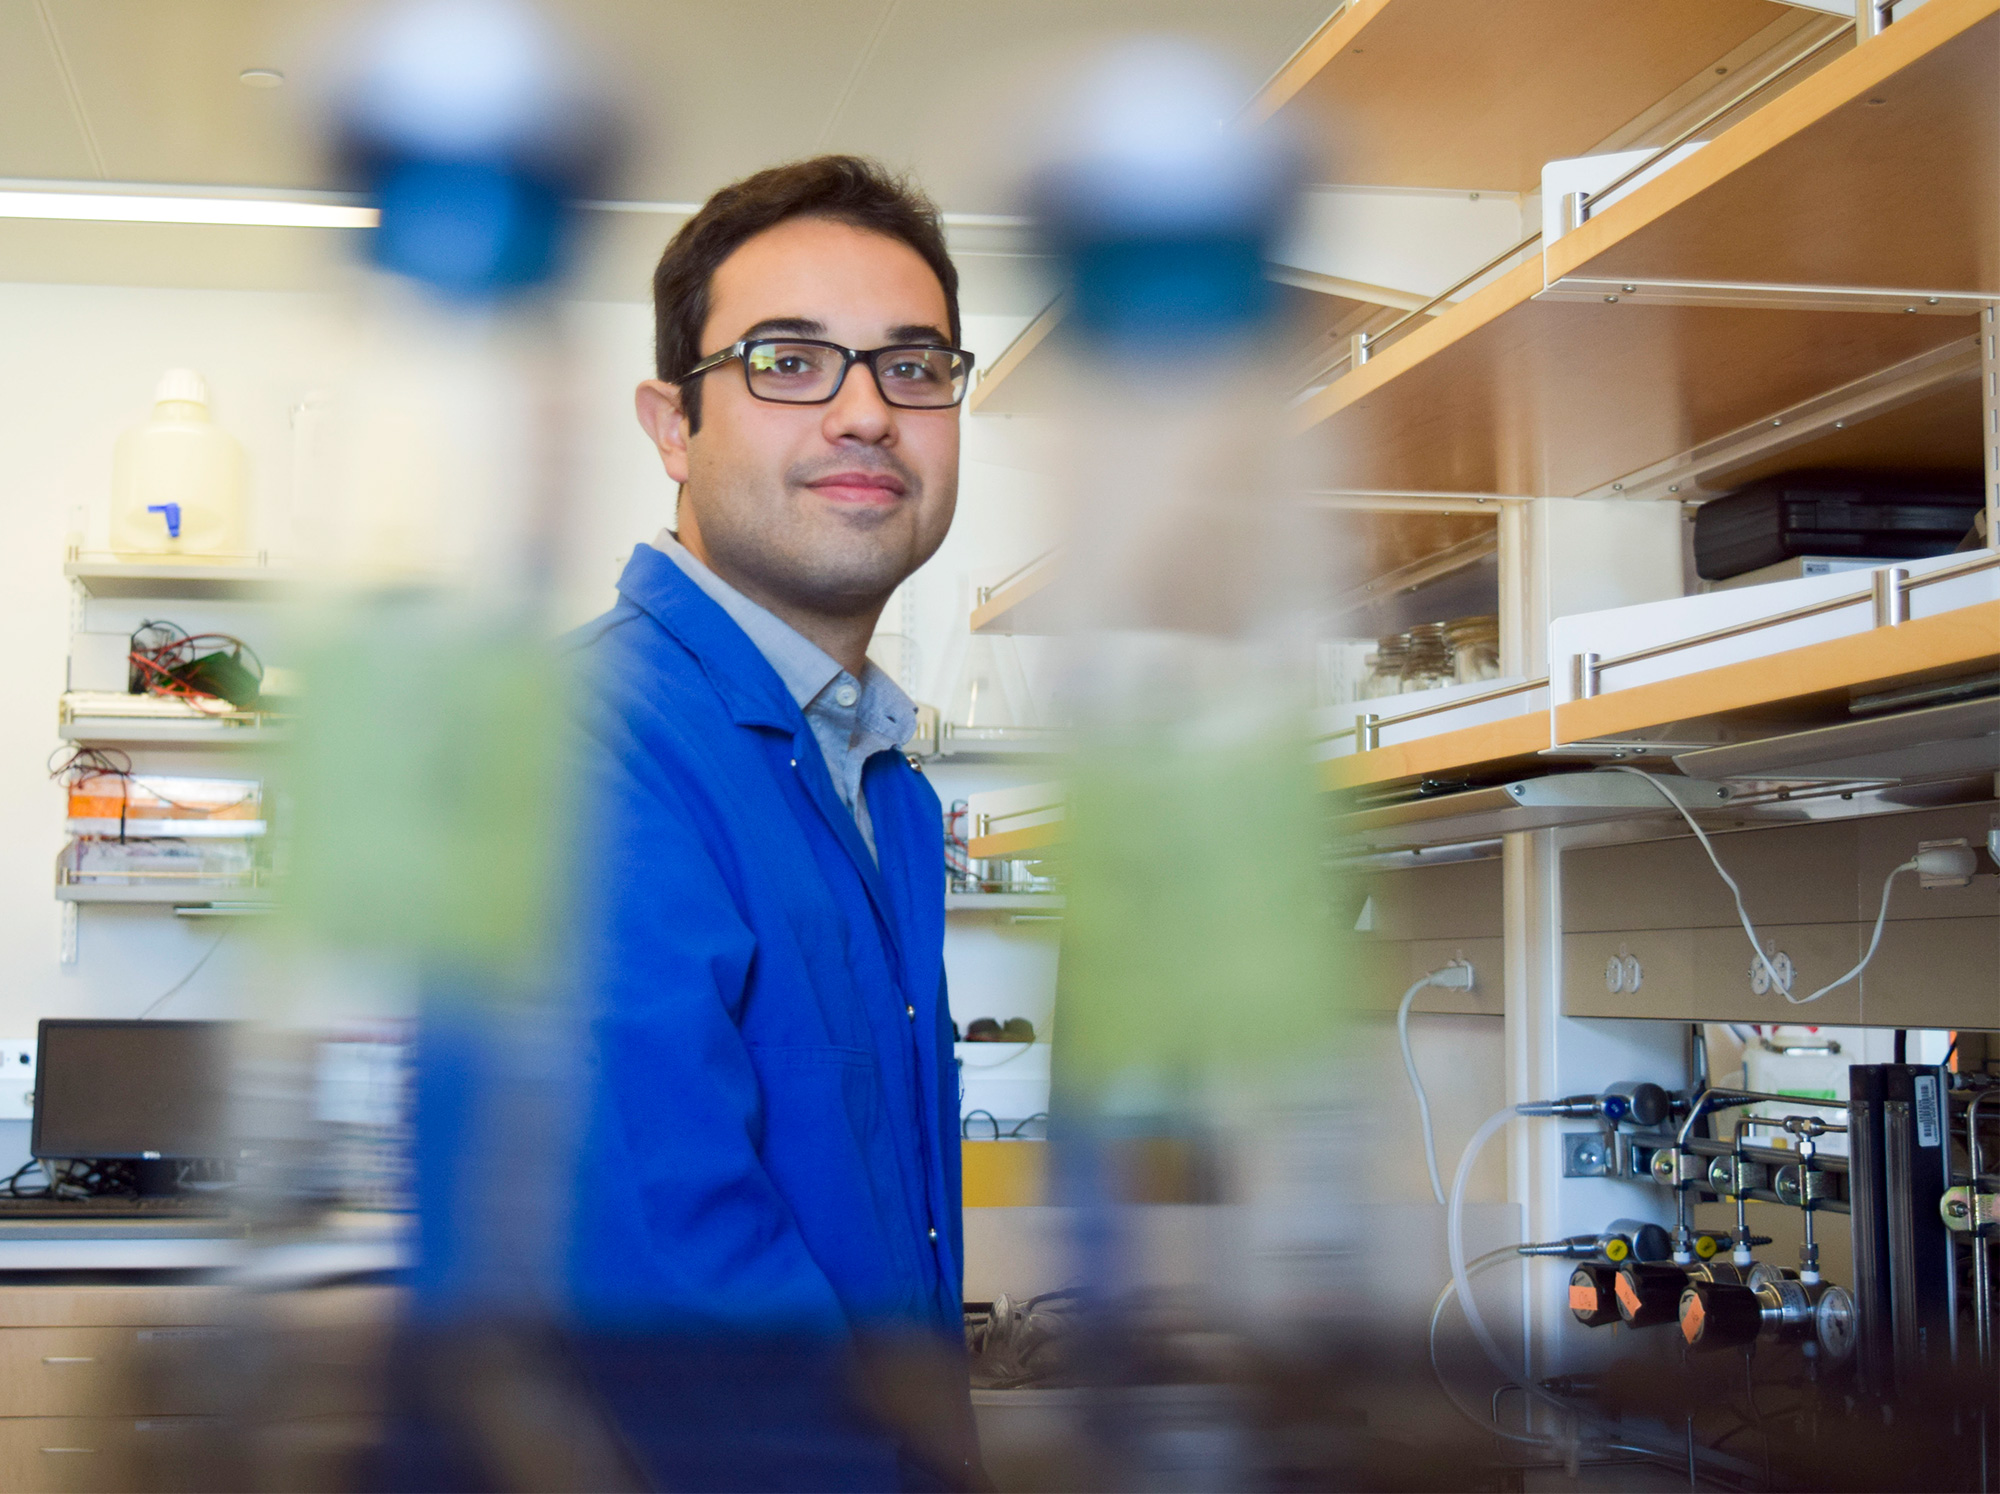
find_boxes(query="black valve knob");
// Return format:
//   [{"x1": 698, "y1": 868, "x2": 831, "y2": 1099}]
[
  {"x1": 1569, "y1": 1263, "x2": 1619, "y2": 1327},
  {"x1": 1680, "y1": 1279, "x2": 1764, "y2": 1351},
  {"x1": 1614, "y1": 1262, "x2": 1686, "y2": 1328}
]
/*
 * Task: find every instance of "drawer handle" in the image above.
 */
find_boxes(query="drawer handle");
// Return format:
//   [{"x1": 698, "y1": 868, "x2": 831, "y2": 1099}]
[
  {"x1": 40, "y1": 1447, "x2": 97, "y2": 1455},
  {"x1": 42, "y1": 1356, "x2": 95, "y2": 1364}
]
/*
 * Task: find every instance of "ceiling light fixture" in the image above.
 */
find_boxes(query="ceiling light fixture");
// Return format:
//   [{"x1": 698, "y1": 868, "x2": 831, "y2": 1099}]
[
  {"x1": 0, "y1": 185, "x2": 374, "y2": 229},
  {"x1": 238, "y1": 68, "x2": 286, "y2": 89}
]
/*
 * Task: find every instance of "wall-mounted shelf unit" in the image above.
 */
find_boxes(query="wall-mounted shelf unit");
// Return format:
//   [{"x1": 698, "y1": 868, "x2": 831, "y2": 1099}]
[
  {"x1": 65, "y1": 555, "x2": 296, "y2": 602},
  {"x1": 968, "y1": 565, "x2": 2000, "y2": 859},
  {"x1": 59, "y1": 714, "x2": 289, "y2": 749},
  {"x1": 1294, "y1": 0, "x2": 2000, "y2": 502},
  {"x1": 967, "y1": 0, "x2": 1833, "y2": 416}
]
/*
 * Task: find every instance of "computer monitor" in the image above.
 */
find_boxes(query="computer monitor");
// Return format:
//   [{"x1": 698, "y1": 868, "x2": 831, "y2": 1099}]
[{"x1": 32, "y1": 1020, "x2": 236, "y2": 1192}]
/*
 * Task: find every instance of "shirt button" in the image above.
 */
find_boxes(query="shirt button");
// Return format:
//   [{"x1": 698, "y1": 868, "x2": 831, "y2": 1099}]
[{"x1": 833, "y1": 682, "x2": 858, "y2": 708}]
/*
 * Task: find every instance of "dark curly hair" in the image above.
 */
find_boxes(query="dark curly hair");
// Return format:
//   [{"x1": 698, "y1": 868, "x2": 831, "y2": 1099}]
[{"x1": 652, "y1": 155, "x2": 960, "y2": 432}]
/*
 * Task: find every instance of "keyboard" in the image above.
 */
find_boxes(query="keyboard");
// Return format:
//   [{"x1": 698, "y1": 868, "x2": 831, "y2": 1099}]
[{"x1": 0, "y1": 1194, "x2": 232, "y2": 1218}]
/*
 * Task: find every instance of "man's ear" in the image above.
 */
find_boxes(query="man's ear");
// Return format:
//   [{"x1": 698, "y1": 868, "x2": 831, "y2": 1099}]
[{"x1": 635, "y1": 380, "x2": 692, "y2": 485}]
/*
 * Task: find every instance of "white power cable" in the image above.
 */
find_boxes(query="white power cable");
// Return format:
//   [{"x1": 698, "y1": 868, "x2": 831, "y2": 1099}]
[
  {"x1": 1608, "y1": 766, "x2": 1926, "y2": 1006},
  {"x1": 1605, "y1": 767, "x2": 1792, "y2": 997},
  {"x1": 1398, "y1": 959, "x2": 1474, "y2": 1205}
]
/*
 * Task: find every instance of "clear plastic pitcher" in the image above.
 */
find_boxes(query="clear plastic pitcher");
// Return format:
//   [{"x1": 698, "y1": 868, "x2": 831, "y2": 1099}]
[{"x1": 110, "y1": 369, "x2": 249, "y2": 561}]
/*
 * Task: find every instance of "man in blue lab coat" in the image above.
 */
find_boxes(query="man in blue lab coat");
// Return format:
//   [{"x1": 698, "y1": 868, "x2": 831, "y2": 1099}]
[{"x1": 561, "y1": 156, "x2": 980, "y2": 1491}]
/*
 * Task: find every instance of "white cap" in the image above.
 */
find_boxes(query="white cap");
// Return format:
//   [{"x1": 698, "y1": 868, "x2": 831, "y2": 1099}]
[{"x1": 154, "y1": 369, "x2": 208, "y2": 406}]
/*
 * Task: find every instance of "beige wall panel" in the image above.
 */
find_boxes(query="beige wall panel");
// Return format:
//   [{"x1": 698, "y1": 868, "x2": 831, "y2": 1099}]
[
  {"x1": 1353, "y1": 858, "x2": 1504, "y2": 942},
  {"x1": 1341, "y1": 936, "x2": 1503, "y2": 1016},
  {"x1": 1860, "y1": 916, "x2": 2000, "y2": 1030},
  {"x1": 1564, "y1": 821, "x2": 1859, "y2": 934},
  {"x1": 1563, "y1": 929, "x2": 1695, "y2": 1020},
  {"x1": 1690, "y1": 922, "x2": 1864, "y2": 1027},
  {"x1": 1563, "y1": 923, "x2": 1867, "y2": 1025},
  {"x1": 1856, "y1": 803, "x2": 2000, "y2": 923}
]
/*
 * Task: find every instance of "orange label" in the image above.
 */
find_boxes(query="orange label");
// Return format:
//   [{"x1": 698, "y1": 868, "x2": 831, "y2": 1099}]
[
  {"x1": 1615, "y1": 1272, "x2": 1641, "y2": 1316},
  {"x1": 1680, "y1": 1292, "x2": 1706, "y2": 1344},
  {"x1": 1569, "y1": 1282, "x2": 1599, "y2": 1312}
]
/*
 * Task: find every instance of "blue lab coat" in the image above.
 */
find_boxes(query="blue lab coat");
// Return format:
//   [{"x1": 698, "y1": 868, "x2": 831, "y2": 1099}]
[{"x1": 559, "y1": 544, "x2": 967, "y2": 1488}]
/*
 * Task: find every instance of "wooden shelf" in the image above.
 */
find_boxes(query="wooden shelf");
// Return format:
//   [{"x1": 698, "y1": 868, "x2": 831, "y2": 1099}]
[
  {"x1": 970, "y1": 556, "x2": 1060, "y2": 635},
  {"x1": 66, "y1": 557, "x2": 295, "y2": 601},
  {"x1": 1294, "y1": 0, "x2": 2000, "y2": 498},
  {"x1": 966, "y1": 297, "x2": 1067, "y2": 416},
  {"x1": 1251, "y1": 0, "x2": 1805, "y2": 192},
  {"x1": 1555, "y1": 599, "x2": 2000, "y2": 746},
  {"x1": 965, "y1": 822, "x2": 1060, "y2": 862},
  {"x1": 1321, "y1": 711, "x2": 1551, "y2": 794},
  {"x1": 1557, "y1": 0, "x2": 2000, "y2": 297}
]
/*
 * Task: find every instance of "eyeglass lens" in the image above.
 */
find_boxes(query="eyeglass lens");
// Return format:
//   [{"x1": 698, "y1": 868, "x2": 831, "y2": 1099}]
[{"x1": 743, "y1": 341, "x2": 967, "y2": 407}]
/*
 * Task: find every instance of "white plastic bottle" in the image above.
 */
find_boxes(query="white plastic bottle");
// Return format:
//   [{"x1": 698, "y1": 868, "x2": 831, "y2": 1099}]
[{"x1": 110, "y1": 370, "x2": 249, "y2": 561}]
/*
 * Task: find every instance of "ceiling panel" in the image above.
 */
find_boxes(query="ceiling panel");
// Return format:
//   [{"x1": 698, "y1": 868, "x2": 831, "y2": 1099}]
[
  {"x1": 0, "y1": 0, "x2": 101, "y2": 178},
  {"x1": 13, "y1": 1, "x2": 1336, "y2": 212},
  {"x1": 828, "y1": 0, "x2": 1333, "y2": 211},
  {"x1": 40, "y1": 0, "x2": 333, "y2": 185}
]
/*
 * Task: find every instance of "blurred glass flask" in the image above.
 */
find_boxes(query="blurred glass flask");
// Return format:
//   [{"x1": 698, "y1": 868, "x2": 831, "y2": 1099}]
[{"x1": 1032, "y1": 38, "x2": 1357, "y2": 1339}]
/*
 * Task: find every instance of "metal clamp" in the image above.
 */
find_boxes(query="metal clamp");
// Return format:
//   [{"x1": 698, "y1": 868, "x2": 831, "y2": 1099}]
[{"x1": 1941, "y1": 1185, "x2": 1999, "y2": 1237}]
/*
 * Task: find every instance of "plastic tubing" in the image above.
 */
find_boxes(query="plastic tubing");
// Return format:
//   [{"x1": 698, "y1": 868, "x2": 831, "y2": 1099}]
[
  {"x1": 1398, "y1": 974, "x2": 1446, "y2": 1205},
  {"x1": 1447, "y1": 1107, "x2": 1519, "y2": 1383}
]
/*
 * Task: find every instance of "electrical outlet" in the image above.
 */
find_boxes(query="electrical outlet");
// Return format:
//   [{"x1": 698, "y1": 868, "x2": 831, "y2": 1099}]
[{"x1": 0, "y1": 1043, "x2": 34, "y2": 1120}]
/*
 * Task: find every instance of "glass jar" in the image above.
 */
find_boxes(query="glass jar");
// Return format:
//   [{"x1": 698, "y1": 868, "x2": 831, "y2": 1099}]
[
  {"x1": 1447, "y1": 615, "x2": 1502, "y2": 683},
  {"x1": 1400, "y1": 622, "x2": 1455, "y2": 693},
  {"x1": 1360, "y1": 635, "x2": 1408, "y2": 699}
]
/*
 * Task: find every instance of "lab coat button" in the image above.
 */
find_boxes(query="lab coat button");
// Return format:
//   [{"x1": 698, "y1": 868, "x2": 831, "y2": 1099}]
[
  {"x1": 928, "y1": 1227, "x2": 938, "y2": 1242},
  {"x1": 906, "y1": 1004, "x2": 915, "y2": 1018}
]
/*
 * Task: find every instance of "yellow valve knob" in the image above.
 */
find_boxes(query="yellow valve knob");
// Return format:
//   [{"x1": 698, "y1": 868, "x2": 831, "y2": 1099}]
[
  {"x1": 1602, "y1": 1236, "x2": 1630, "y2": 1263},
  {"x1": 1693, "y1": 1233, "x2": 1721, "y2": 1260}
]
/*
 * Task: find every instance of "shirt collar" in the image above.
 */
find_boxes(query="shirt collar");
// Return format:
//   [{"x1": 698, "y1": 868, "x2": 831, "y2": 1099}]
[{"x1": 651, "y1": 530, "x2": 917, "y2": 746}]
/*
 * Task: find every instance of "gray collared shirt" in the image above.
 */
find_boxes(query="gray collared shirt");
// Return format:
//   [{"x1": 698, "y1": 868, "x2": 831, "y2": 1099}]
[{"x1": 652, "y1": 530, "x2": 916, "y2": 860}]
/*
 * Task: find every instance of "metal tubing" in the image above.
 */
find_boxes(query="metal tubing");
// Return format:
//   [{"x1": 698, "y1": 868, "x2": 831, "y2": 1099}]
[
  {"x1": 1677, "y1": 1088, "x2": 1849, "y2": 1151},
  {"x1": 1857, "y1": 0, "x2": 1892, "y2": 39},
  {"x1": 1324, "y1": 675, "x2": 1549, "y2": 744},
  {"x1": 1731, "y1": 1117, "x2": 1756, "y2": 1260},
  {"x1": 1571, "y1": 25, "x2": 1852, "y2": 228},
  {"x1": 1901, "y1": 547, "x2": 2000, "y2": 591},
  {"x1": 1971, "y1": 1091, "x2": 1994, "y2": 1374}
]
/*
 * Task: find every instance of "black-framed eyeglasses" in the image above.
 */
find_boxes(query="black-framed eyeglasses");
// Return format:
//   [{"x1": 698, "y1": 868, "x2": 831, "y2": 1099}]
[{"x1": 678, "y1": 338, "x2": 976, "y2": 409}]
